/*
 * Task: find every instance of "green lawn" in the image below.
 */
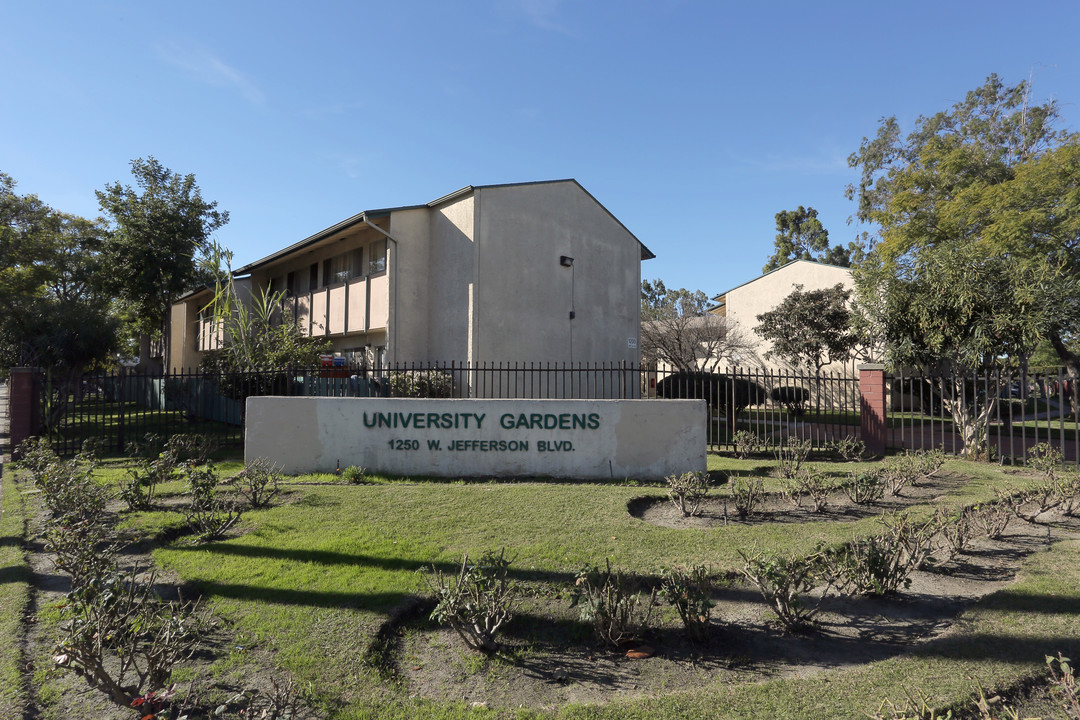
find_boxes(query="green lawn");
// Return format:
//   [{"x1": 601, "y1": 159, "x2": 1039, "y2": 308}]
[
  {"x1": 138, "y1": 457, "x2": 1077, "y2": 719},
  {"x1": 7, "y1": 452, "x2": 1077, "y2": 719},
  {"x1": 0, "y1": 472, "x2": 31, "y2": 720}
]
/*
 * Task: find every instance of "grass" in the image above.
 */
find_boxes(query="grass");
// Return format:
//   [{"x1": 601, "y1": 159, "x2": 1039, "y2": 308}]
[
  {"x1": 7, "y1": 451, "x2": 1078, "y2": 719},
  {"x1": 0, "y1": 471, "x2": 31, "y2": 720}
]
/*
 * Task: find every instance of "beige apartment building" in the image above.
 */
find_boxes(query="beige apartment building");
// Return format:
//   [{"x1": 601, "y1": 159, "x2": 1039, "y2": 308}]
[
  {"x1": 709, "y1": 259, "x2": 856, "y2": 373},
  {"x1": 168, "y1": 180, "x2": 653, "y2": 374}
]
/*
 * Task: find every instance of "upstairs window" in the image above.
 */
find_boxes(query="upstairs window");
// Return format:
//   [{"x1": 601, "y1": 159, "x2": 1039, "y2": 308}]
[{"x1": 369, "y1": 239, "x2": 387, "y2": 274}]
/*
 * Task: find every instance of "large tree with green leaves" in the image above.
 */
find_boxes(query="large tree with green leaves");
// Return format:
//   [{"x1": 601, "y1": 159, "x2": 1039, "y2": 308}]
[
  {"x1": 641, "y1": 279, "x2": 757, "y2": 372},
  {"x1": 97, "y1": 157, "x2": 228, "y2": 364},
  {"x1": 1, "y1": 172, "x2": 119, "y2": 424},
  {"x1": 754, "y1": 284, "x2": 858, "y2": 374},
  {"x1": 847, "y1": 74, "x2": 1075, "y2": 452},
  {"x1": 762, "y1": 206, "x2": 864, "y2": 273}
]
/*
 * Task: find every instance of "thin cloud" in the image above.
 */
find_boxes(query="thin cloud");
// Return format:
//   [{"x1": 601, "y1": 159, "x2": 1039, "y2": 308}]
[
  {"x1": 506, "y1": 0, "x2": 573, "y2": 34},
  {"x1": 157, "y1": 41, "x2": 265, "y2": 105}
]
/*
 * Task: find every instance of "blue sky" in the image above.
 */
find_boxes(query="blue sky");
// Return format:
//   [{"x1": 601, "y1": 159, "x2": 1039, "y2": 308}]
[{"x1": 3, "y1": 0, "x2": 1078, "y2": 298}]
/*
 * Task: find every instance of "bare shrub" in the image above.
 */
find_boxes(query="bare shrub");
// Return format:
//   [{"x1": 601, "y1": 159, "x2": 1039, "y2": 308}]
[
  {"x1": 428, "y1": 550, "x2": 518, "y2": 653},
  {"x1": 658, "y1": 565, "x2": 715, "y2": 642},
  {"x1": 729, "y1": 475, "x2": 765, "y2": 518},
  {"x1": 844, "y1": 469, "x2": 885, "y2": 505},
  {"x1": 53, "y1": 565, "x2": 205, "y2": 707},
  {"x1": 773, "y1": 436, "x2": 812, "y2": 480},
  {"x1": 829, "y1": 435, "x2": 866, "y2": 462},
  {"x1": 570, "y1": 560, "x2": 655, "y2": 647},
  {"x1": 1047, "y1": 652, "x2": 1080, "y2": 719},
  {"x1": 881, "y1": 453, "x2": 920, "y2": 496},
  {"x1": 231, "y1": 457, "x2": 283, "y2": 508},
  {"x1": 732, "y1": 430, "x2": 768, "y2": 459},
  {"x1": 666, "y1": 471, "x2": 710, "y2": 517},
  {"x1": 933, "y1": 506, "x2": 976, "y2": 562},
  {"x1": 1027, "y1": 442, "x2": 1064, "y2": 480},
  {"x1": 821, "y1": 513, "x2": 937, "y2": 596},
  {"x1": 970, "y1": 501, "x2": 1012, "y2": 540},
  {"x1": 913, "y1": 448, "x2": 946, "y2": 483},
  {"x1": 738, "y1": 547, "x2": 830, "y2": 631},
  {"x1": 784, "y1": 468, "x2": 834, "y2": 513}
]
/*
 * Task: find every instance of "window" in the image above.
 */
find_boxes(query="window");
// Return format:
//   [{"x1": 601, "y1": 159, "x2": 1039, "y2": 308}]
[
  {"x1": 369, "y1": 239, "x2": 387, "y2": 274},
  {"x1": 286, "y1": 271, "x2": 296, "y2": 296},
  {"x1": 309, "y1": 263, "x2": 319, "y2": 290}
]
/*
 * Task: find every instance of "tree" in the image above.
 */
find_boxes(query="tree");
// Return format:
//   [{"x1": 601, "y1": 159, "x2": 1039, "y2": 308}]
[
  {"x1": 754, "y1": 284, "x2": 858, "y2": 373},
  {"x1": 1, "y1": 172, "x2": 119, "y2": 424},
  {"x1": 641, "y1": 279, "x2": 757, "y2": 372},
  {"x1": 97, "y1": 157, "x2": 228, "y2": 367},
  {"x1": 846, "y1": 74, "x2": 1072, "y2": 453},
  {"x1": 762, "y1": 206, "x2": 864, "y2": 273},
  {"x1": 197, "y1": 245, "x2": 329, "y2": 404}
]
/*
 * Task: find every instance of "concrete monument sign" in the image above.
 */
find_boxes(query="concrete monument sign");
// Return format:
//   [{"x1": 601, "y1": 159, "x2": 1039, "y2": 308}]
[{"x1": 246, "y1": 397, "x2": 705, "y2": 479}]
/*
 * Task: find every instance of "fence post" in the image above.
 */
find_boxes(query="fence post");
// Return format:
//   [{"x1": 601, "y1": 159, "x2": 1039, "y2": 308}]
[
  {"x1": 8, "y1": 367, "x2": 42, "y2": 460},
  {"x1": 859, "y1": 363, "x2": 888, "y2": 456}
]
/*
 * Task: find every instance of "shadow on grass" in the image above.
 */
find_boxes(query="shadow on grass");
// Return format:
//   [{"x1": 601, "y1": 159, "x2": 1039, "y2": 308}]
[
  {"x1": 0, "y1": 564, "x2": 30, "y2": 585},
  {"x1": 166, "y1": 542, "x2": 581, "y2": 586}
]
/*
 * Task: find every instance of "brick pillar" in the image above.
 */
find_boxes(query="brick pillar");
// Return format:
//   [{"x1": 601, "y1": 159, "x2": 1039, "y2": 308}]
[
  {"x1": 859, "y1": 363, "x2": 887, "y2": 456},
  {"x1": 9, "y1": 367, "x2": 42, "y2": 460}
]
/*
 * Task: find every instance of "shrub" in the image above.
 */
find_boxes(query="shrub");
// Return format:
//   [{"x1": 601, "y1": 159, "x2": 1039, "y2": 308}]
[
  {"x1": 781, "y1": 468, "x2": 834, "y2": 512},
  {"x1": 881, "y1": 453, "x2": 920, "y2": 496},
  {"x1": 165, "y1": 433, "x2": 219, "y2": 466},
  {"x1": 729, "y1": 475, "x2": 765, "y2": 518},
  {"x1": 1027, "y1": 442, "x2": 1064, "y2": 480},
  {"x1": 821, "y1": 513, "x2": 936, "y2": 596},
  {"x1": 666, "y1": 471, "x2": 710, "y2": 517},
  {"x1": 43, "y1": 519, "x2": 117, "y2": 591},
  {"x1": 829, "y1": 435, "x2": 866, "y2": 462},
  {"x1": 121, "y1": 447, "x2": 181, "y2": 511},
  {"x1": 387, "y1": 370, "x2": 455, "y2": 398},
  {"x1": 569, "y1": 560, "x2": 655, "y2": 647},
  {"x1": 933, "y1": 506, "x2": 976, "y2": 562},
  {"x1": 844, "y1": 469, "x2": 885, "y2": 505},
  {"x1": 913, "y1": 448, "x2": 946, "y2": 483},
  {"x1": 53, "y1": 565, "x2": 205, "y2": 707},
  {"x1": 184, "y1": 463, "x2": 243, "y2": 542},
  {"x1": 658, "y1": 565, "x2": 714, "y2": 642},
  {"x1": 342, "y1": 465, "x2": 367, "y2": 484},
  {"x1": 770, "y1": 386, "x2": 809, "y2": 416},
  {"x1": 970, "y1": 501, "x2": 1011, "y2": 540},
  {"x1": 773, "y1": 436, "x2": 812, "y2": 480},
  {"x1": 1047, "y1": 652, "x2": 1080, "y2": 719},
  {"x1": 738, "y1": 547, "x2": 830, "y2": 631},
  {"x1": 996, "y1": 477, "x2": 1073, "y2": 524},
  {"x1": 428, "y1": 550, "x2": 518, "y2": 653},
  {"x1": 732, "y1": 430, "x2": 768, "y2": 459},
  {"x1": 13, "y1": 436, "x2": 58, "y2": 474},
  {"x1": 32, "y1": 456, "x2": 108, "y2": 523},
  {"x1": 231, "y1": 457, "x2": 282, "y2": 508}
]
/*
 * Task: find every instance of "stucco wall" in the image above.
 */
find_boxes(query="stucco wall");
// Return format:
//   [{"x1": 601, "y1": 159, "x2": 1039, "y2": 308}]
[
  {"x1": 724, "y1": 260, "x2": 853, "y2": 372},
  {"x1": 472, "y1": 183, "x2": 641, "y2": 366},
  {"x1": 246, "y1": 397, "x2": 705, "y2": 479}
]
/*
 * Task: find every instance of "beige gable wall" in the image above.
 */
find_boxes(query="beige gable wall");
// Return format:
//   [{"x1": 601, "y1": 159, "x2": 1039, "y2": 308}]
[{"x1": 723, "y1": 260, "x2": 854, "y2": 372}]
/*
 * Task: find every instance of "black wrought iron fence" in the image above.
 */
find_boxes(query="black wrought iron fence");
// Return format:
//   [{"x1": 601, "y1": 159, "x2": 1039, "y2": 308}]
[
  {"x1": 889, "y1": 367, "x2": 1078, "y2": 464},
  {"x1": 29, "y1": 361, "x2": 1077, "y2": 464}
]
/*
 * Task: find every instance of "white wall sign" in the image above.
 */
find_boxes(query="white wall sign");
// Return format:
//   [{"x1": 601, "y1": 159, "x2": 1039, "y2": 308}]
[{"x1": 246, "y1": 397, "x2": 705, "y2": 480}]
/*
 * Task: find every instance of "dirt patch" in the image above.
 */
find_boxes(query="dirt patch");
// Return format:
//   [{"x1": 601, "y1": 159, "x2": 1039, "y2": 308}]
[
  {"x1": 629, "y1": 472, "x2": 970, "y2": 529},
  {"x1": 18, "y1": 492, "x2": 317, "y2": 720},
  {"x1": 385, "y1": 510, "x2": 1078, "y2": 711}
]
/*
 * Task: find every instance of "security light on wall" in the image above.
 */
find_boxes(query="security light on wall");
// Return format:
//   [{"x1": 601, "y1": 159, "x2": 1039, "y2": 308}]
[{"x1": 560, "y1": 255, "x2": 574, "y2": 267}]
